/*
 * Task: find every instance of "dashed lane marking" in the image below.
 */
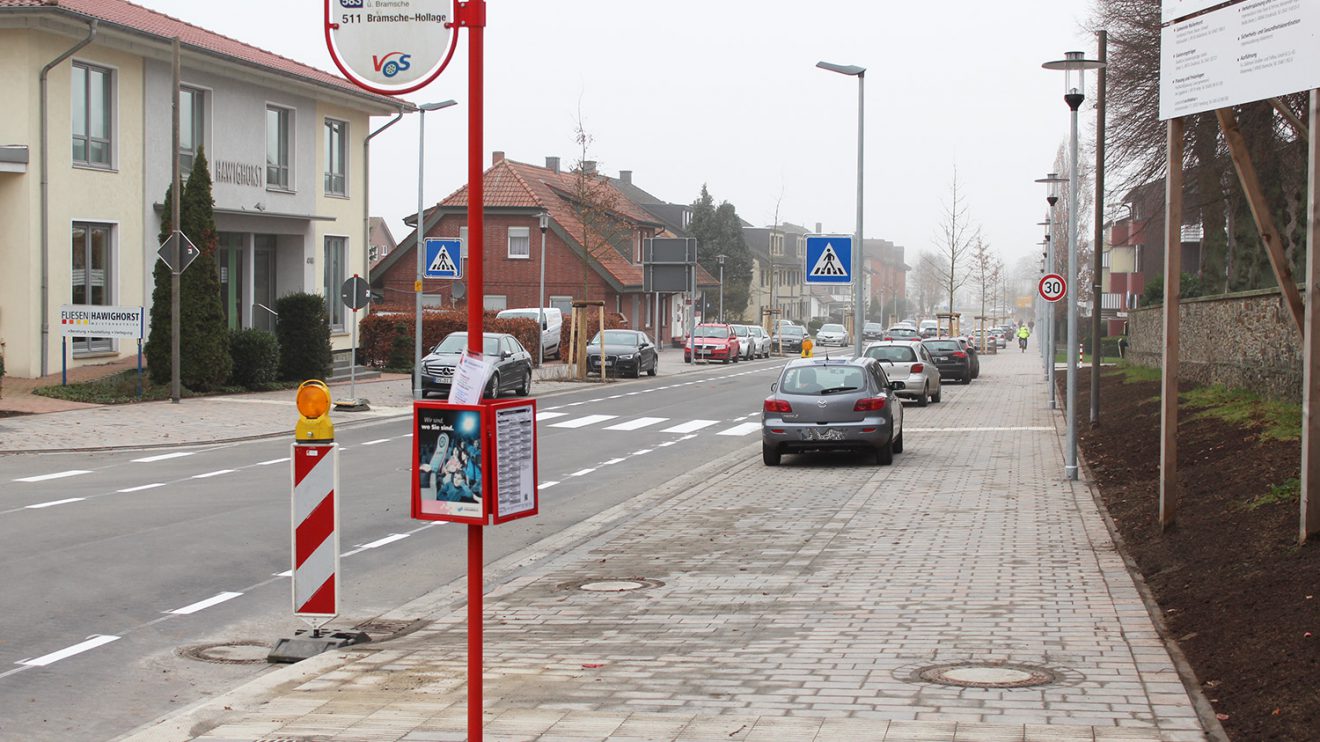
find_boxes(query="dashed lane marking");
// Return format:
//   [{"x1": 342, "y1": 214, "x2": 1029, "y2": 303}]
[
  {"x1": 716, "y1": 422, "x2": 761, "y2": 436},
  {"x1": 117, "y1": 483, "x2": 166, "y2": 493},
  {"x1": 359, "y1": 533, "x2": 409, "y2": 549},
  {"x1": 131, "y1": 452, "x2": 195, "y2": 463},
  {"x1": 256, "y1": 457, "x2": 289, "y2": 466},
  {"x1": 25, "y1": 498, "x2": 85, "y2": 509},
  {"x1": 536, "y1": 411, "x2": 569, "y2": 421},
  {"x1": 360, "y1": 438, "x2": 390, "y2": 446},
  {"x1": 603, "y1": 417, "x2": 668, "y2": 431},
  {"x1": 18, "y1": 635, "x2": 120, "y2": 667},
  {"x1": 191, "y1": 469, "x2": 235, "y2": 479},
  {"x1": 661, "y1": 420, "x2": 718, "y2": 434},
  {"x1": 13, "y1": 470, "x2": 91, "y2": 483},
  {"x1": 537, "y1": 481, "x2": 560, "y2": 490},
  {"x1": 569, "y1": 468, "x2": 596, "y2": 477},
  {"x1": 167, "y1": 591, "x2": 243, "y2": 615}
]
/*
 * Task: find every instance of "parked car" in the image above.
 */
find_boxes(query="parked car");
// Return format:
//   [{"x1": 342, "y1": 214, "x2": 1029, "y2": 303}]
[
  {"x1": 955, "y1": 336, "x2": 982, "y2": 378},
  {"x1": 773, "y1": 325, "x2": 807, "y2": 353},
  {"x1": 815, "y1": 323, "x2": 850, "y2": 347},
  {"x1": 685, "y1": 323, "x2": 740, "y2": 364},
  {"x1": 495, "y1": 307, "x2": 563, "y2": 360},
  {"x1": 922, "y1": 338, "x2": 972, "y2": 384},
  {"x1": 420, "y1": 332, "x2": 533, "y2": 398},
  {"x1": 884, "y1": 326, "x2": 924, "y2": 343},
  {"x1": 919, "y1": 319, "x2": 939, "y2": 336},
  {"x1": 585, "y1": 329, "x2": 659, "y2": 378},
  {"x1": 730, "y1": 324, "x2": 755, "y2": 361},
  {"x1": 746, "y1": 325, "x2": 772, "y2": 358},
  {"x1": 863, "y1": 322, "x2": 886, "y2": 341},
  {"x1": 863, "y1": 341, "x2": 941, "y2": 406},
  {"x1": 761, "y1": 356, "x2": 905, "y2": 466}
]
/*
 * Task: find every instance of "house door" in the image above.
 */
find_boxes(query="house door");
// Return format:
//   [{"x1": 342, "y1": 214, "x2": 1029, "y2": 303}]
[
  {"x1": 253, "y1": 236, "x2": 277, "y2": 332},
  {"x1": 218, "y1": 233, "x2": 245, "y2": 330},
  {"x1": 71, "y1": 222, "x2": 114, "y2": 353}
]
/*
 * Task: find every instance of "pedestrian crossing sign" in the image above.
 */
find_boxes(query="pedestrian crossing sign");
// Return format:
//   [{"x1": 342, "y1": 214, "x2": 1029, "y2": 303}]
[
  {"x1": 424, "y1": 238, "x2": 462, "y2": 279},
  {"x1": 804, "y1": 235, "x2": 853, "y2": 285}
]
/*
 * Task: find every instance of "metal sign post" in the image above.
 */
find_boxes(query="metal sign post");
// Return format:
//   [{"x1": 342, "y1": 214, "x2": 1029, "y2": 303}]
[{"x1": 340, "y1": 275, "x2": 371, "y2": 408}]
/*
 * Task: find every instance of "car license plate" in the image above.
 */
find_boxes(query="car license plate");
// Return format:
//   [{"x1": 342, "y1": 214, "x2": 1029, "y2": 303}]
[
  {"x1": 604, "y1": 360, "x2": 614, "y2": 366},
  {"x1": 800, "y1": 428, "x2": 844, "y2": 441}
]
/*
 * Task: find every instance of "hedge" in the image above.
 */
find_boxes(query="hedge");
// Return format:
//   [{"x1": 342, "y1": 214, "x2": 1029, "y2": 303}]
[
  {"x1": 358, "y1": 307, "x2": 543, "y2": 371},
  {"x1": 276, "y1": 292, "x2": 333, "y2": 381},
  {"x1": 228, "y1": 328, "x2": 280, "y2": 389}
]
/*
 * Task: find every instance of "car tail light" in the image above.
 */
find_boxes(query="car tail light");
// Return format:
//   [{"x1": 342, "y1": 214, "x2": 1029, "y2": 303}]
[
  {"x1": 883, "y1": 336, "x2": 893, "y2": 341},
  {"x1": 911, "y1": 363, "x2": 924, "y2": 373},
  {"x1": 854, "y1": 397, "x2": 887, "y2": 412},
  {"x1": 952, "y1": 351, "x2": 968, "y2": 359},
  {"x1": 764, "y1": 398, "x2": 793, "y2": 414}
]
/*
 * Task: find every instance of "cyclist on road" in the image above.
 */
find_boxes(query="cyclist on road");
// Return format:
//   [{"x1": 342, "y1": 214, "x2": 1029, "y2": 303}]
[{"x1": 1017, "y1": 324, "x2": 1030, "y2": 352}]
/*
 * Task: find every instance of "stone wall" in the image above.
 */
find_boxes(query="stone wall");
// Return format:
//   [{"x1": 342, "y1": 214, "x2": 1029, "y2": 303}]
[{"x1": 1127, "y1": 286, "x2": 1304, "y2": 402}]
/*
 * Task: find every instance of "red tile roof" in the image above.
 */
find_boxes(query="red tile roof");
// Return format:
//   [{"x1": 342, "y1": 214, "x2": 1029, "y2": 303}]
[{"x1": 0, "y1": 0, "x2": 403, "y2": 109}]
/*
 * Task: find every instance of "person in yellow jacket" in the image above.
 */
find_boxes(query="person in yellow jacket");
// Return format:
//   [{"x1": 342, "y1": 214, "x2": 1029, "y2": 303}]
[
  {"x1": 1017, "y1": 324, "x2": 1030, "y2": 352},
  {"x1": 800, "y1": 336, "x2": 814, "y2": 358}
]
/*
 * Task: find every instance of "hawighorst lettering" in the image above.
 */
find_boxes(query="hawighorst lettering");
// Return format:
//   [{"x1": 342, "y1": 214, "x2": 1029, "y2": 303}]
[{"x1": 215, "y1": 160, "x2": 264, "y2": 187}]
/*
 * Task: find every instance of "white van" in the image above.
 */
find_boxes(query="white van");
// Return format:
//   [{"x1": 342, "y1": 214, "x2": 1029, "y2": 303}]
[{"x1": 496, "y1": 307, "x2": 563, "y2": 359}]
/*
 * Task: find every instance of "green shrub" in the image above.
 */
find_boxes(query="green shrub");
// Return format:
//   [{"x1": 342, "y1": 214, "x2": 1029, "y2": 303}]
[
  {"x1": 228, "y1": 329, "x2": 280, "y2": 388},
  {"x1": 1100, "y1": 336, "x2": 1122, "y2": 357},
  {"x1": 276, "y1": 292, "x2": 333, "y2": 381},
  {"x1": 1142, "y1": 272, "x2": 1205, "y2": 306}
]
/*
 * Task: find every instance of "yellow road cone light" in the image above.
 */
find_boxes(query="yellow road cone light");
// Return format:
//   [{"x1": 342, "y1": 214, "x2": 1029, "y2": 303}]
[{"x1": 295, "y1": 380, "x2": 335, "y2": 442}]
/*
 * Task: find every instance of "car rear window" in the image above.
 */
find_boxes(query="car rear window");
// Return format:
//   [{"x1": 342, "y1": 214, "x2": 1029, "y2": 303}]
[
  {"x1": 866, "y1": 346, "x2": 917, "y2": 363},
  {"x1": 780, "y1": 365, "x2": 866, "y2": 395},
  {"x1": 925, "y1": 340, "x2": 961, "y2": 352},
  {"x1": 695, "y1": 326, "x2": 729, "y2": 338},
  {"x1": 821, "y1": 324, "x2": 845, "y2": 332}
]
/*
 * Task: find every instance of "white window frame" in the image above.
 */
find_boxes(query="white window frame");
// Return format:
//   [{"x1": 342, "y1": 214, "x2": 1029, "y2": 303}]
[
  {"x1": 770, "y1": 233, "x2": 784, "y2": 257},
  {"x1": 324, "y1": 118, "x2": 348, "y2": 197},
  {"x1": 549, "y1": 295, "x2": 573, "y2": 314},
  {"x1": 484, "y1": 294, "x2": 508, "y2": 311},
  {"x1": 507, "y1": 226, "x2": 530, "y2": 259},
  {"x1": 179, "y1": 85, "x2": 207, "y2": 175},
  {"x1": 266, "y1": 104, "x2": 294, "y2": 192},
  {"x1": 71, "y1": 61, "x2": 115, "y2": 169},
  {"x1": 323, "y1": 235, "x2": 348, "y2": 331},
  {"x1": 70, "y1": 220, "x2": 117, "y2": 353}
]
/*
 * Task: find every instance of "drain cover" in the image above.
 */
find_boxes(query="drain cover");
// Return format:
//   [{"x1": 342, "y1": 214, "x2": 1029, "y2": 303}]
[
  {"x1": 179, "y1": 641, "x2": 270, "y2": 665},
  {"x1": 558, "y1": 577, "x2": 664, "y2": 592},
  {"x1": 917, "y1": 661, "x2": 1057, "y2": 688}
]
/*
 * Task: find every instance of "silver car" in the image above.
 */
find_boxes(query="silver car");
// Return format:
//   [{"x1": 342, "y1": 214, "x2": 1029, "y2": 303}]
[
  {"x1": 730, "y1": 324, "x2": 755, "y2": 360},
  {"x1": 761, "y1": 357, "x2": 905, "y2": 466},
  {"x1": 815, "y1": 323, "x2": 850, "y2": 347},
  {"x1": 863, "y1": 341, "x2": 941, "y2": 406},
  {"x1": 745, "y1": 325, "x2": 772, "y2": 358}
]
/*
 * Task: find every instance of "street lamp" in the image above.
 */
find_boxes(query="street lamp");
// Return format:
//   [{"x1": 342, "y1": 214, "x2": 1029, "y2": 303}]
[
  {"x1": 716, "y1": 254, "x2": 726, "y2": 323},
  {"x1": 538, "y1": 211, "x2": 549, "y2": 367},
  {"x1": 1043, "y1": 51, "x2": 1105, "y2": 481},
  {"x1": 413, "y1": 99, "x2": 458, "y2": 400},
  {"x1": 817, "y1": 60, "x2": 866, "y2": 357},
  {"x1": 1035, "y1": 174, "x2": 1065, "y2": 408}
]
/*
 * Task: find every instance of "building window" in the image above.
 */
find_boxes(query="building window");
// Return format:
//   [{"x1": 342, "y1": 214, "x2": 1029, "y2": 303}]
[
  {"x1": 324, "y1": 118, "x2": 347, "y2": 196},
  {"x1": 324, "y1": 236, "x2": 347, "y2": 330},
  {"x1": 71, "y1": 62, "x2": 113, "y2": 168},
  {"x1": 1134, "y1": 245, "x2": 1143, "y2": 273},
  {"x1": 484, "y1": 294, "x2": 508, "y2": 311},
  {"x1": 71, "y1": 222, "x2": 114, "y2": 352},
  {"x1": 770, "y1": 233, "x2": 784, "y2": 257},
  {"x1": 550, "y1": 295, "x2": 573, "y2": 314},
  {"x1": 180, "y1": 86, "x2": 205, "y2": 174},
  {"x1": 266, "y1": 105, "x2": 292, "y2": 190},
  {"x1": 507, "y1": 226, "x2": 530, "y2": 259}
]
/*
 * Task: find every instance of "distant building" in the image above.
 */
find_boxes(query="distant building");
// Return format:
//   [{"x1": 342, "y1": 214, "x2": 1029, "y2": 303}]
[
  {"x1": 368, "y1": 217, "x2": 397, "y2": 271},
  {"x1": 743, "y1": 222, "x2": 810, "y2": 325},
  {"x1": 1101, "y1": 179, "x2": 1201, "y2": 335}
]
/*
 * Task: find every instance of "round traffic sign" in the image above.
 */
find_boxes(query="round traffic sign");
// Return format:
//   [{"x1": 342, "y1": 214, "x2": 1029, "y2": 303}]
[
  {"x1": 1039, "y1": 273, "x2": 1067, "y2": 303},
  {"x1": 341, "y1": 275, "x2": 370, "y2": 311}
]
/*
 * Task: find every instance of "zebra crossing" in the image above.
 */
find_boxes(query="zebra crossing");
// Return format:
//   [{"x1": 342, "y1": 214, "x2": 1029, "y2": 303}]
[{"x1": 536, "y1": 410, "x2": 760, "y2": 437}]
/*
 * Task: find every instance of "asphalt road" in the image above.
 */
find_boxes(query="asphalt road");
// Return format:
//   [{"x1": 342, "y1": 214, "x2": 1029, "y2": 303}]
[{"x1": 0, "y1": 355, "x2": 788, "y2": 741}]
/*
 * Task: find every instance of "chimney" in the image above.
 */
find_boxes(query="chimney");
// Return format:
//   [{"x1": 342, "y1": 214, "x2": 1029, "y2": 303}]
[
  {"x1": 815, "y1": 222, "x2": 822, "y2": 234},
  {"x1": 545, "y1": 156, "x2": 560, "y2": 173},
  {"x1": 619, "y1": 170, "x2": 632, "y2": 185},
  {"x1": 583, "y1": 160, "x2": 597, "y2": 174},
  {"x1": 492, "y1": 150, "x2": 505, "y2": 165}
]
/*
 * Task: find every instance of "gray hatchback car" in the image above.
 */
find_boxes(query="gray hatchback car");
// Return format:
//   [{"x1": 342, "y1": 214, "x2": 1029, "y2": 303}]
[{"x1": 761, "y1": 356, "x2": 905, "y2": 466}]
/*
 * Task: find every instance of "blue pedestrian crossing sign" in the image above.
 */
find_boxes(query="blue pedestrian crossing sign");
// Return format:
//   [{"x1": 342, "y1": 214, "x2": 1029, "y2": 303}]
[
  {"x1": 424, "y1": 238, "x2": 462, "y2": 279},
  {"x1": 804, "y1": 235, "x2": 853, "y2": 285}
]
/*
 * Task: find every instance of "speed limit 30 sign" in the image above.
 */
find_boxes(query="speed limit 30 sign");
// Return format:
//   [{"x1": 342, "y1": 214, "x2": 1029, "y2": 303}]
[{"x1": 1039, "y1": 273, "x2": 1067, "y2": 303}]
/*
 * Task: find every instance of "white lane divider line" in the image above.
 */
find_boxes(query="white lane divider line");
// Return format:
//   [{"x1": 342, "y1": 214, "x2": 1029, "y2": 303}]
[
  {"x1": 599, "y1": 458, "x2": 626, "y2": 467},
  {"x1": 117, "y1": 483, "x2": 166, "y2": 493},
  {"x1": 632, "y1": 449, "x2": 654, "y2": 456},
  {"x1": 18, "y1": 635, "x2": 121, "y2": 667},
  {"x1": 359, "y1": 533, "x2": 409, "y2": 549},
  {"x1": 603, "y1": 417, "x2": 669, "y2": 431},
  {"x1": 26, "y1": 498, "x2": 85, "y2": 509},
  {"x1": 273, "y1": 570, "x2": 293, "y2": 577},
  {"x1": 536, "y1": 411, "x2": 569, "y2": 422},
  {"x1": 661, "y1": 420, "x2": 718, "y2": 434},
  {"x1": 402, "y1": 432, "x2": 414, "y2": 438},
  {"x1": 538, "y1": 481, "x2": 560, "y2": 490},
  {"x1": 14, "y1": 470, "x2": 91, "y2": 483},
  {"x1": 341, "y1": 548, "x2": 366, "y2": 558},
  {"x1": 256, "y1": 457, "x2": 289, "y2": 466},
  {"x1": 191, "y1": 469, "x2": 235, "y2": 479},
  {"x1": 360, "y1": 438, "x2": 390, "y2": 446},
  {"x1": 717, "y1": 422, "x2": 761, "y2": 437},
  {"x1": 550, "y1": 414, "x2": 617, "y2": 429},
  {"x1": 167, "y1": 591, "x2": 243, "y2": 615},
  {"x1": 678, "y1": 434, "x2": 699, "y2": 442},
  {"x1": 607, "y1": 394, "x2": 624, "y2": 399},
  {"x1": 132, "y1": 451, "x2": 196, "y2": 463},
  {"x1": 569, "y1": 468, "x2": 596, "y2": 477},
  {"x1": 657, "y1": 441, "x2": 677, "y2": 448}
]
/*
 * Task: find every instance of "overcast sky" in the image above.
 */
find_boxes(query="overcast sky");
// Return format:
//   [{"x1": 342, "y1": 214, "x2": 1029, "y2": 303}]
[{"x1": 134, "y1": 0, "x2": 1101, "y2": 272}]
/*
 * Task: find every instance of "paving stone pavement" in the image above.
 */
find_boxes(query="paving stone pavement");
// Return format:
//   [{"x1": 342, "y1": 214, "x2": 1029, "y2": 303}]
[{"x1": 136, "y1": 349, "x2": 1209, "y2": 742}]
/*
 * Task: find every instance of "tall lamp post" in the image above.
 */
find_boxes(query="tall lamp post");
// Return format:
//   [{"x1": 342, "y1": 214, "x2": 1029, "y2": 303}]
[
  {"x1": 413, "y1": 99, "x2": 458, "y2": 400},
  {"x1": 816, "y1": 60, "x2": 866, "y2": 357},
  {"x1": 538, "y1": 211, "x2": 548, "y2": 367},
  {"x1": 1043, "y1": 51, "x2": 1105, "y2": 481},
  {"x1": 716, "y1": 254, "x2": 726, "y2": 322},
  {"x1": 1035, "y1": 176, "x2": 1065, "y2": 408}
]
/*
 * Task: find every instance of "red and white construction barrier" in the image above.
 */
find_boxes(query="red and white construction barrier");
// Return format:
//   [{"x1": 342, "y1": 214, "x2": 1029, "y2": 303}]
[{"x1": 291, "y1": 442, "x2": 338, "y2": 621}]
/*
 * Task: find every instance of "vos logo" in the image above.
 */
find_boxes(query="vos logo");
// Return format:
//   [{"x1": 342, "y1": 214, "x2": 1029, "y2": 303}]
[
  {"x1": 372, "y1": 52, "x2": 411, "y2": 79},
  {"x1": 339, "y1": 0, "x2": 363, "y2": 7}
]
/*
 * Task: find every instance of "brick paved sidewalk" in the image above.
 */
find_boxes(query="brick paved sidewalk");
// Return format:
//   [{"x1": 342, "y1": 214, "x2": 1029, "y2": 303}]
[{"x1": 131, "y1": 350, "x2": 1210, "y2": 742}]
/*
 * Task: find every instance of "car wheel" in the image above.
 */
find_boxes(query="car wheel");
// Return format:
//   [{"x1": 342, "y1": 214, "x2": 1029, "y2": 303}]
[
  {"x1": 516, "y1": 369, "x2": 531, "y2": 396},
  {"x1": 932, "y1": 387, "x2": 942, "y2": 403},
  {"x1": 917, "y1": 384, "x2": 929, "y2": 407},
  {"x1": 875, "y1": 438, "x2": 894, "y2": 465},
  {"x1": 485, "y1": 371, "x2": 500, "y2": 398},
  {"x1": 762, "y1": 443, "x2": 781, "y2": 466},
  {"x1": 647, "y1": 357, "x2": 658, "y2": 376},
  {"x1": 893, "y1": 430, "x2": 904, "y2": 454}
]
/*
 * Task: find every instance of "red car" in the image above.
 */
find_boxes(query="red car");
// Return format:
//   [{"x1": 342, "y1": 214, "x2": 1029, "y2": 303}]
[{"x1": 685, "y1": 323, "x2": 741, "y2": 364}]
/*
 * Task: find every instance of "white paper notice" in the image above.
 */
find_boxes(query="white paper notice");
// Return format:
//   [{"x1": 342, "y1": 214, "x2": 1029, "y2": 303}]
[
  {"x1": 494, "y1": 405, "x2": 536, "y2": 518},
  {"x1": 448, "y1": 350, "x2": 494, "y2": 406}
]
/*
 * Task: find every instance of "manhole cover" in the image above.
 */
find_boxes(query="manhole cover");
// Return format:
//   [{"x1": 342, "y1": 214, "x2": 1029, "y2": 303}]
[
  {"x1": 179, "y1": 641, "x2": 270, "y2": 665},
  {"x1": 558, "y1": 577, "x2": 664, "y2": 593},
  {"x1": 916, "y1": 661, "x2": 1057, "y2": 688}
]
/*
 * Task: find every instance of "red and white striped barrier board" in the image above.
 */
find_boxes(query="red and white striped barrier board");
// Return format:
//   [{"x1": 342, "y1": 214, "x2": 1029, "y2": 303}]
[{"x1": 291, "y1": 442, "x2": 338, "y2": 620}]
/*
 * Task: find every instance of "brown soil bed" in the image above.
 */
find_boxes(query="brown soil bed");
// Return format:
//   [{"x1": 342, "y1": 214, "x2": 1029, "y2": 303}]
[{"x1": 1077, "y1": 369, "x2": 1319, "y2": 741}]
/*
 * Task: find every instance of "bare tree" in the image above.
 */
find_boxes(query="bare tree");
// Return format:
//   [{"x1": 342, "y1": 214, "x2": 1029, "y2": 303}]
[
  {"x1": 568, "y1": 119, "x2": 630, "y2": 299},
  {"x1": 969, "y1": 237, "x2": 1004, "y2": 347},
  {"x1": 924, "y1": 168, "x2": 980, "y2": 314}
]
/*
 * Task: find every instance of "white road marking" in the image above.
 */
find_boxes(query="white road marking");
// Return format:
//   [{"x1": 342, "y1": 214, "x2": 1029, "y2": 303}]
[
  {"x1": 607, "y1": 394, "x2": 624, "y2": 399},
  {"x1": 19, "y1": 635, "x2": 120, "y2": 666},
  {"x1": 661, "y1": 420, "x2": 718, "y2": 434},
  {"x1": 678, "y1": 434, "x2": 699, "y2": 441},
  {"x1": 906, "y1": 426, "x2": 1053, "y2": 432},
  {"x1": 340, "y1": 548, "x2": 365, "y2": 557},
  {"x1": 632, "y1": 449, "x2": 654, "y2": 456},
  {"x1": 537, "y1": 481, "x2": 560, "y2": 490},
  {"x1": 167, "y1": 591, "x2": 243, "y2": 615},
  {"x1": 717, "y1": 422, "x2": 761, "y2": 437},
  {"x1": 536, "y1": 411, "x2": 569, "y2": 421},
  {"x1": 132, "y1": 452, "x2": 195, "y2": 463},
  {"x1": 14, "y1": 470, "x2": 91, "y2": 483},
  {"x1": 569, "y1": 468, "x2": 596, "y2": 477},
  {"x1": 273, "y1": 570, "x2": 293, "y2": 577},
  {"x1": 26, "y1": 498, "x2": 85, "y2": 509},
  {"x1": 192, "y1": 469, "x2": 235, "y2": 479},
  {"x1": 256, "y1": 457, "x2": 289, "y2": 466},
  {"x1": 359, "y1": 533, "x2": 409, "y2": 549},
  {"x1": 361, "y1": 438, "x2": 390, "y2": 446},
  {"x1": 600, "y1": 458, "x2": 626, "y2": 466},
  {"x1": 603, "y1": 417, "x2": 669, "y2": 431},
  {"x1": 550, "y1": 414, "x2": 617, "y2": 429},
  {"x1": 657, "y1": 441, "x2": 677, "y2": 447},
  {"x1": 117, "y1": 483, "x2": 166, "y2": 493},
  {"x1": 402, "y1": 432, "x2": 413, "y2": 437}
]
